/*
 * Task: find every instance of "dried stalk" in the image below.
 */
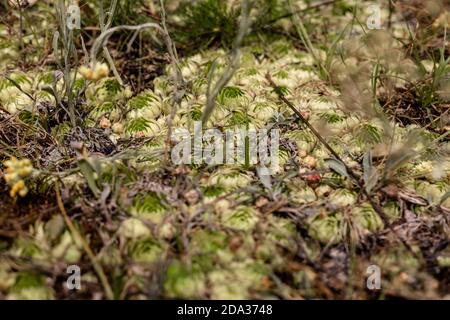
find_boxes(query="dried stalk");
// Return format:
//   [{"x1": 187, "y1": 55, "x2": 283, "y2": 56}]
[
  {"x1": 99, "y1": 0, "x2": 123, "y2": 85},
  {"x1": 90, "y1": 24, "x2": 180, "y2": 84},
  {"x1": 200, "y1": 0, "x2": 251, "y2": 126},
  {"x1": 54, "y1": 0, "x2": 80, "y2": 127},
  {"x1": 159, "y1": 0, "x2": 185, "y2": 164},
  {"x1": 55, "y1": 183, "x2": 114, "y2": 300}
]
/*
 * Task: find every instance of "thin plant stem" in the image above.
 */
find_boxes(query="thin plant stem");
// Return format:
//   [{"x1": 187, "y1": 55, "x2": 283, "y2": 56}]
[{"x1": 55, "y1": 183, "x2": 114, "y2": 300}]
